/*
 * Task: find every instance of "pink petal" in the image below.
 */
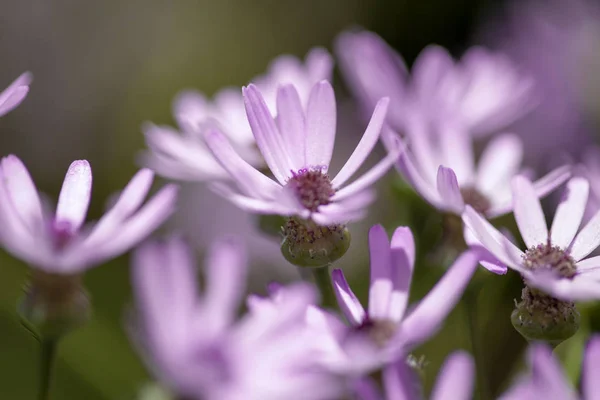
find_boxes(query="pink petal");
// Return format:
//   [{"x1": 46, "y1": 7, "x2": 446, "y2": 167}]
[
  {"x1": 0, "y1": 155, "x2": 44, "y2": 232},
  {"x1": 575, "y1": 256, "x2": 600, "y2": 272},
  {"x1": 583, "y1": 336, "x2": 600, "y2": 400},
  {"x1": 243, "y1": 84, "x2": 294, "y2": 183},
  {"x1": 476, "y1": 133, "x2": 523, "y2": 195},
  {"x1": 395, "y1": 144, "x2": 444, "y2": 210},
  {"x1": 331, "y1": 268, "x2": 366, "y2": 325},
  {"x1": 550, "y1": 178, "x2": 589, "y2": 248},
  {"x1": 430, "y1": 352, "x2": 475, "y2": 400},
  {"x1": 55, "y1": 160, "x2": 92, "y2": 232},
  {"x1": 570, "y1": 210, "x2": 600, "y2": 261},
  {"x1": 527, "y1": 344, "x2": 577, "y2": 399},
  {"x1": 383, "y1": 361, "x2": 418, "y2": 400},
  {"x1": 0, "y1": 72, "x2": 32, "y2": 117},
  {"x1": 276, "y1": 85, "x2": 306, "y2": 169},
  {"x1": 306, "y1": 48, "x2": 335, "y2": 92},
  {"x1": 512, "y1": 175, "x2": 548, "y2": 248},
  {"x1": 524, "y1": 270, "x2": 600, "y2": 302},
  {"x1": 532, "y1": 165, "x2": 571, "y2": 199},
  {"x1": 210, "y1": 182, "x2": 303, "y2": 217},
  {"x1": 387, "y1": 227, "x2": 415, "y2": 322},
  {"x1": 436, "y1": 166, "x2": 465, "y2": 213},
  {"x1": 439, "y1": 124, "x2": 475, "y2": 186},
  {"x1": 331, "y1": 97, "x2": 389, "y2": 188},
  {"x1": 400, "y1": 250, "x2": 478, "y2": 349},
  {"x1": 368, "y1": 224, "x2": 393, "y2": 320},
  {"x1": 411, "y1": 45, "x2": 455, "y2": 101},
  {"x1": 304, "y1": 80, "x2": 337, "y2": 169}
]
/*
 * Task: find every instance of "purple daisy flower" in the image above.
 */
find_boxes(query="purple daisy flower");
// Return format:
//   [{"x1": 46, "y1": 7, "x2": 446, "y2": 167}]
[
  {"x1": 0, "y1": 72, "x2": 32, "y2": 117},
  {"x1": 395, "y1": 124, "x2": 571, "y2": 218},
  {"x1": 131, "y1": 237, "x2": 344, "y2": 400},
  {"x1": 305, "y1": 224, "x2": 479, "y2": 374},
  {"x1": 0, "y1": 155, "x2": 177, "y2": 273},
  {"x1": 463, "y1": 175, "x2": 600, "y2": 300},
  {"x1": 354, "y1": 351, "x2": 474, "y2": 400},
  {"x1": 203, "y1": 80, "x2": 401, "y2": 225},
  {"x1": 141, "y1": 48, "x2": 332, "y2": 182},
  {"x1": 335, "y1": 30, "x2": 534, "y2": 137},
  {"x1": 500, "y1": 335, "x2": 600, "y2": 399}
]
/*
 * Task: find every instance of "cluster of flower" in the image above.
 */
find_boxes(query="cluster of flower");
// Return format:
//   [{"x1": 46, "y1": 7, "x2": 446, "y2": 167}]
[{"x1": 3, "y1": 27, "x2": 600, "y2": 400}]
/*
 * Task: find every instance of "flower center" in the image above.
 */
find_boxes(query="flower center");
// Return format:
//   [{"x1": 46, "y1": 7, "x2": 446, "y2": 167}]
[
  {"x1": 50, "y1": 220, "x2": 75, "y2": 250},
  {"x1": 286, "y1": 168, "x2": 335, "y2": 212},
  {"x1": 460, "y1": 186, "x2": 491, "y2": 215},
  {"x1": 355, "y1": 318, "x2": 397, "y2": 347},
  {"x1": 523, "y1": 242, "x2": 577, "y2": 279}
]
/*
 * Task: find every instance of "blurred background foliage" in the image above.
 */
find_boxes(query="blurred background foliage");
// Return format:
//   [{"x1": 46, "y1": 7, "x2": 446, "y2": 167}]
[{"x1": 1, "y1": 0, "x2": 599, "y2": 398}]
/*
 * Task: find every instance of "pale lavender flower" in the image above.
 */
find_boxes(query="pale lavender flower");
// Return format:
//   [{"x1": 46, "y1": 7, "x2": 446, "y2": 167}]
[
  {"x1": 335, "y1": 30, "x2": 534, "y2": 136},
  {"x1": 354, "y1": 351, "x2": 474, "y2": 400},
  {"x1": 395, "y1": 124, "x2": 570, "y2": 218},
  {"x1": 500, "y1": 335, "x2": 600, "y2": 400},
  {"x1": 0, "y1": 155, "x2": 177, "y2": 273},
  {"x1": 141, "y1": 48, "x2": 332, "y2": 181},
  {"x1": 0, "y1": 72, "x2": 32, "y2": 117},
  {"x1": 131, "y1": 237, "x2": 344, "y2": 400},
  {"x1": 463, "y1": 176, "x2": 600, "y2": 300},
  {"x1": 203, "y1": 80, "x2": 400, "y2": 225},
  {"x1": 306, "y1": 225, "x2": 479, "y2": 374}
]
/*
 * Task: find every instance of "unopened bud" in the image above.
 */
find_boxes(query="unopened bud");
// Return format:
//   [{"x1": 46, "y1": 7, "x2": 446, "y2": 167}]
[
  {"x1": 511, "y1": 286, "x2": 579, "y2": 347},
  {"x1": 281, "y1": 218, "x2": 351, "y2": 268},
  {"x1": 18, "y1": 270, "x2": 91, "y2": 340}
]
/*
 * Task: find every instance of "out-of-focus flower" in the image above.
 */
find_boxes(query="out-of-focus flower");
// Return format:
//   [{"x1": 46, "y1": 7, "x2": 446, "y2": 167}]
[
  {"x1": 306, "y1": 225, "x2": 478, "y2": 375},
  {"x1": 204, "y1": 80, "x2": 400, "y2": 225},
  {"x1": 581, "y1": 147, "x2": 600, "y2": 217},
  {"x1": 353, "y1": 351, "x2": 474, "y2": 400},
  {"x1": 335, "y1": 30, "x2": 534, "y2": 136},
  {"x1": 130, "y1": 237, "x2": 344, "y2": 400},
  {"x1": 0, "y1": 72, "x2": 32, "y2": 117},
  {"x1": 140, "y1": 48, "x2": 333, "y2": 182},
  {"x1": 463, "y1": 176, "x2": 600, "y2": 300},
  {"x1": 499, "y1": 335, "x2": 600, "y2": 399},
  {"x1": 394, "y1": 125, "x2": 570, "y2": 218},
  {"x1": 0, "y1": 155, "x2": 177, "y2": 273}
]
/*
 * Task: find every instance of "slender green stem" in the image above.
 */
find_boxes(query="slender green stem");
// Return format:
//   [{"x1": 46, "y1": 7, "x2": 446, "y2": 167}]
[
  {"x1": 38, "y1": 339, "x2": 57, "y2": 400},
  {"x1": 311, "y1": 265, "x2": 337, "y2": 311},
  {"x1": 465, "y1": 288, "x2": 491, "y2": 400}
]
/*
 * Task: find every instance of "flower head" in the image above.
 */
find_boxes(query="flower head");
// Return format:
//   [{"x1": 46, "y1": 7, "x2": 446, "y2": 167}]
[
  {"x1": 396, "y1": 124, "x2": 570, "y2": 218},
  {"x1": 130, "y1": 237, "x2": 344, "y2": 400},
  {"x1": 353, "y1": 351, "x2": 474, "y2": 400},
  {"x1": 306, "y1": 225, "x2": 478, "y2": 375},
  {"x1": 0, "y1": 72, "x2": 32, "y2": 117},
  {"x1": 140, "y1": 48, "x2": 333, "y2": 181},
  {"x1": 500, "y1": 335, "x2": 600, "y2": 399},
  {"x1": 463, "y1": 176, "x2": 600, "y2": 300},
  {"x1": 204, "y1": 80, "x2": 400, "y2": 225},
  {"x1": 0, "y1": 155, "x2": 177, "y2": 273},
  {"x1": 336, "y1": 30, "x2": 534, "y2": 136}
]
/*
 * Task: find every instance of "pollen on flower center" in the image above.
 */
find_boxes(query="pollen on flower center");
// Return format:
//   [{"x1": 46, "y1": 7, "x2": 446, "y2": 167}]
[
  {"x1": 523, "y1": 242, "x2": 577, "y2": 279},
  {"x1": 355, "y1": 318, "x2": 397, "y2": 347},
  {"x1": 460, "y1": 186, "x2": 491, "y2": 214},
  {"x1": 286, "y1": 168, "x2": 335, "y2": 212}
]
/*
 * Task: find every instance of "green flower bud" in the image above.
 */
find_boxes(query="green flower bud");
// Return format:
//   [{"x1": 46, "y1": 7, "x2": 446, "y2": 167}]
[
  {"x1": 281, "y1": 217, "x2": 351, "y2": 268},
  {"x1": 511, "y1": 286, "x2": 580, "y2": 347},
  {"x1": 18, "y1": 270, "x2": 91, "y2": 340}
]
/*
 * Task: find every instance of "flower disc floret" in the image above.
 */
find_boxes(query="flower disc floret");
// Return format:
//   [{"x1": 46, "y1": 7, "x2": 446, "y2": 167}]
[
  {"x1": 523, "y1": 242, "x2": 577, "y2": 279},
  {"x1": 286, "y1": 168, "x2": 335, "y2": 212}
]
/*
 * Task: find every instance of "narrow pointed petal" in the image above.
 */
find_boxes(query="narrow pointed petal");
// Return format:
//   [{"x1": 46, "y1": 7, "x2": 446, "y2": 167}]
[
  {"x1": 412, "y1": 45, "x2": 455, "y2": 100},
  {"x1": 439, "y1": 124, "x2": 475, "y2": 186},
  {"x1": 551, "y1": 178, "x2": 589, "y2": 248},
  {"x1": 400, "y1": 250, "x2": 478, "y2": 349},
  {"x1": 0, "y1": 155, "x2": 44, "y2": 232},
  {"x1": 387, "y1": 227, "x2": 415, "y2": 322},
  {"x1": 276, "y1": 85, "x2": 306, "y2": 169},
  {"x1": 203, "y1": 237, "x2": 247, "y2": 334},
  {"x1": 524, "y1": 271, "x2": 600, "y2": 302},
  {"x1": 368, "y1": 225, "x2": 394, "y2": 319},
  {"x1": 305, "y1": 80, "x2": 336, "y2": 169},
  {"x1": 476, "y1": 133, "x2": 523, "y2": 194},
  {"x1": 583, "y1": 336, "x2": 600, "y2": 399},
  {"x1": 462, "y1": 206, "x2": 524, "y2": 270},
  {"x1": 575, "y1": 256, "x2": 600, "y2": 272},
  {"x1": 532, "y1": 165, "x2": 571, "y2": 198},
  {"x1": 203, "y1": 128, "x2": 281, "y2": 199},
  {"x1": 395, "y1": 146, "x2": 444, "y2": 210},
  {"x1": 352, "y1": 378, "x2": 382, "y2": 400},
  {"x1": 210, "y1": 182, "x2": 303, "y2": 217},
  {"x1": 243, "y1": 84, "x2": 294, "y2": 183},
  {"x1": 383, "y1": 361, "x2": 418, "y2": 400},
  {"x1": 0, "y1": 72, "x2": 32, "y2": 117},
  {"x1": 55, "y1": 160, "x2": 92, "y2": 232},
  {"x1": 512, "y1": 175, "x2": 548, "y2": 248},
  {"x1": 570, "y1": 209, "x2": 600, "y2": 261},
  {"x1": 528, "y1": 344, "x2": 577, "y2": 399},
  {"x1": 431, "y1": 352, "x2": 475, "y2": 400},
  {"x1": 436, "y1": 166, "x2": 465, "y2": 213},
  {"x1": 331, "y1": 97, "x2": 389, "y2": 188},
  {"x1": 331, "y1": 268, "x2": 366, "y2": 325}
]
